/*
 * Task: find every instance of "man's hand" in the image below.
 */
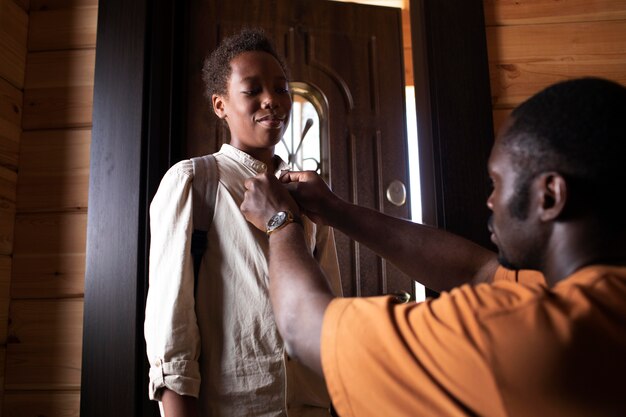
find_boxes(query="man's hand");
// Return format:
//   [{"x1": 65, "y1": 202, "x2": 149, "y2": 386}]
[
  {"x1": 280, "y1": 171, "x2": 343, "y2": 225},
  {"x1": 241, "y1": 172, "x2": 300, "y2": 232}
]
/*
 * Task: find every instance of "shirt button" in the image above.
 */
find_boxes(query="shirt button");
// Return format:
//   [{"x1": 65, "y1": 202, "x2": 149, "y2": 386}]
[{"x1": 155, "y1": 359, "x2": 161, "y2": 367}]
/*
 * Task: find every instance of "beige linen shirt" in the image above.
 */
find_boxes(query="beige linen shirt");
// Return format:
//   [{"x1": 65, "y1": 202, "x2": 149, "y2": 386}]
[{"x1": 145, "y1": 144, "x2": 342, "y2": 416}]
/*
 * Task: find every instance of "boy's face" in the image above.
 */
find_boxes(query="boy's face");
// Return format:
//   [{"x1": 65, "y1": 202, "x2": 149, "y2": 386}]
[{"x1": 213, "y1": 51, "x2": 292, "y2": 154}]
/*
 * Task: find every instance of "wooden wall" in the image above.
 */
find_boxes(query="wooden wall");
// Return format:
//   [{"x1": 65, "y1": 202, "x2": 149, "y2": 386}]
[
  {"x1": 0, "y1": 0, "x2": 28, "y2": 412},
  {"x1": 1, "y1": 0, "x2": 97, "y2": 415},
  {"x1": 483, "y1": 0, "x2": 626, "y2": 135}
]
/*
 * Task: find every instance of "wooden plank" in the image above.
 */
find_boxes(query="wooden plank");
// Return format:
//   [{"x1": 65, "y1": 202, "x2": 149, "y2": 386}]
[
  {"x1": 0, "y1": 347, "x2": 4, "y2": 397},
  {"x1": 29, "y1": 6, "x2": 98, "y2": 51},
  {"x1": 0, "y1": 167, "x2": 17, "y2": 255},
  {"x1": 5, "y1": 299, "x2": 83, "y2": 390},
  {"x1": 486, "y1": 20, "x2": 626, "y2": 108},
  {"x1": 487, "y1": 20, "x2": 626, "y2": 62},
  {"x1": 5, "y1": 343, "x2": 83, "y2": 389},
  {"x1": 492, "y1": 108, "x2": 513, "y2": 138},
  {"x1": 12, "y1": 211, "x2": 86, "y2": 297},
  {"x1": 17, "y1": 129, "x2": 90, "y2": 211},
  {"x1": 29, "y1": 0, "x2": 97, "y2": 11},
  {"x1": 484, "y1": 0, "x2": 626, "y2": 26},
  {"x1": 11, "y1": 253, "x2": 85, "y2": 299},
  {"x1": 0, "y1": 119, "x2": 20, "y2": 171},
  {"x1": 13, "y1": 211, "x2": 87, "y2": 255},
  {"x1": 24, "y1": 49, "x2": 95, "y2": 90},
  {"x1": 22, "y1": 50, "x2": 95, "y2": 130},
  {"x1": 8, "y1": 299, "x2": 83, "y2": 347},
  {"x1": 0, "y1": 256, "x2": 10, "y2": 343},
  {"x1": 13, "y1": 0, "x2": 29, "y2": 12},
  {"x1": 0, "y1": 0, "x2": 28, "y2": 89},
  {"x1": 0, "y1": 164, "x2": 17, "y2": 202},
  {"x1": 0, "y1": 199, "x2": 15, "y2": 255},
  {"x1": 3, "y1": 390, "x2": 80, "y2": 417},
  {"x1": 0, "y1": 76, "x2": 22, "y2": 127},
  {"x1": 22, "y1": 85, "x2": 94, "y2": 129},
  {"x1": 0, "y1": 77, "x2": 22, "y2": 169},
  {"x1": 402, "y1": 7, "x2": 413, "y2": 85}
]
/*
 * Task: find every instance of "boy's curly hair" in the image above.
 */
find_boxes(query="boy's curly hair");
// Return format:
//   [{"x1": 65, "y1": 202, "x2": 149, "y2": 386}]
[{"x1": 202, "y1": 28, "x2": 289, "y2": 100}]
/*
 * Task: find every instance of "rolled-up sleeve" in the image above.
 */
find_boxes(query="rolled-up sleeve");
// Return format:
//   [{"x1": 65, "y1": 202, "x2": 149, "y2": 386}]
[{"x1": 144, "y1": 160, "x2": 201, "y2": 400}]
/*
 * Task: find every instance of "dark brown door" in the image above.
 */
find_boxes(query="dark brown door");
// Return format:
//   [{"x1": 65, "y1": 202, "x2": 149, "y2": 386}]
[{"x1": 182, "y1": 0, "x2": 412, "y2": 298}]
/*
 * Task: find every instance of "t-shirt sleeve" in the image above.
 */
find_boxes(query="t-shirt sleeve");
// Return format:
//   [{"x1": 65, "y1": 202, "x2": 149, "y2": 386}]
[{"x1": 321, "y1": 295, "x2": 507, "y2": 417}]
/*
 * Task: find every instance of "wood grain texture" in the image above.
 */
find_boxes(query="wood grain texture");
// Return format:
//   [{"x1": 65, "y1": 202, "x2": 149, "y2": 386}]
[
  {"x1": 484, "y1": 0, "x2": 626, "y2": 26},
  {"x1": 23, "y1": 49, "x2": 95, "y2": 129},
  {"x1": 0, "y1": 0, "x2": 28, "y2": 89},
  {"x1": 17, "y1": 128, "x2": 90, "y2": 211},
  {"x1": 402, "y1": 7, "x2": 413, "y2": 85},
  {"x1": 486, "y1": 19, "x2": 626, "y2": 108},
  {"x1": 29, "y1": 0, "x2": 97, "y2": 10},
  {"x1": 0, "y1": 347, "x2": 4, "y2": 399},
  {"x1": 0, "y1": 119, "x2": 20, "y2": 171},
  {"x1": 0, "y1": 77, "x2": 22, "y2": 170},
  {"x1": 0, "y1": 164, "x2": 17, "y2": 203},
  {"x1": 0, "y1": 166, "x2": 17, "y2": 255},
  {"x1": 13, "y1": 0, "x2": 29, "y2": 12},
  {"x1": 5, "y1": 299, "x2": 83, "y2": 390},
  {"x1": 492, "y1": 108, "x2": 513, "y2": 138},
  {"x1": 3, "y1": 391, "x2": 80, "y2": 417},
  {"x1": 12, "y1": 211, "x2": 87, "y2": 255},
  {"x1": 0, "y1": 255, "x2": 10, "y2": 343},
  {"x1": 11, "y1": 253, "x2": 85, "y2": 299},
  {"x1": 29, "y1": 6, "x2": 98, "y2": 51},
  {"x1": 0, "y1": 76, "x2": 22, "y2": 127}
]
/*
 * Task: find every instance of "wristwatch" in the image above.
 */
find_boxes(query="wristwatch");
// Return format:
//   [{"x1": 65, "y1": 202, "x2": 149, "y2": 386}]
[{"x1": 266, "y1": 210, "x2": 302, "y2": 236}]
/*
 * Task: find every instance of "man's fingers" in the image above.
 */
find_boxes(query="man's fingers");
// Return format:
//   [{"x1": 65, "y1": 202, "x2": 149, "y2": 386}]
[
  {"x1": 279, "y1": 170, "x2": 315, "y2": 184},
  {"x1": 243, "y1": 176, "x2": 256, "y2": 190}
]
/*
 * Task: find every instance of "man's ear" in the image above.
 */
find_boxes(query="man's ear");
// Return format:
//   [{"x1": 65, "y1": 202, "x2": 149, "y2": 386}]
[
  {"x1": 212, "y1": 94, "x2": 226, "y2": 119},
  {"x1": 537, "y1": 172, "x2": 567, "y2": 221}
]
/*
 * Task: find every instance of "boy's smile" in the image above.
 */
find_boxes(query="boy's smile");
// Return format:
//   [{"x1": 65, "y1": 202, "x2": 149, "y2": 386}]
[
  {"x1": 256, "y1": 112, "x2": 287, "y2": 129},
  {"x1": 212, "y1": 50, "x2": 292, "y2": 164}
]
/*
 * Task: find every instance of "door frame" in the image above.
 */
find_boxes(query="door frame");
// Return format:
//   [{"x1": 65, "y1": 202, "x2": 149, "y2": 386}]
[{"x1": 80, "y1": 0, "x2": 493, "y2": 415}]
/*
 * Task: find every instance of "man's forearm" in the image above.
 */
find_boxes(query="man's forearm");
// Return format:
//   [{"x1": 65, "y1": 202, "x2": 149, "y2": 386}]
[
  {"x1": 322, "y1": 198, "x2": 499, "y2": 292},
  {"x1": 268, "y1": 223, "x2": 333, "y2": 376}
]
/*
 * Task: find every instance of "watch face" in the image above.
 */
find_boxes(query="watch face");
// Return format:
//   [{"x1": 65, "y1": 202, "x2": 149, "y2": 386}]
[{"x1": 268, "y1": 211, "x2": 287, "y2": 229}]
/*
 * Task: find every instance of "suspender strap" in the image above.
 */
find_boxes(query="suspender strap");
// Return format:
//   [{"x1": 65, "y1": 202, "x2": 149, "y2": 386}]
[{"x1": 190, "y1": 154, "x2": 218, "y2": 290}]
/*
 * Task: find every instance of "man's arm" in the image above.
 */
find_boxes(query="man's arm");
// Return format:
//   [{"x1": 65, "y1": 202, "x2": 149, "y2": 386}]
[
  {"x1": 267, "y1": 223, "x2": 332, "y2": 375},
  {"x1": 241, "y1": 173, "x2": 333, "y2": 375},
  {"x1": 281, "y1": 171, "x2": 499, "y2": 292},
  {"x1": 239, "y1": 171, "x2": 499, "y2": 374}
]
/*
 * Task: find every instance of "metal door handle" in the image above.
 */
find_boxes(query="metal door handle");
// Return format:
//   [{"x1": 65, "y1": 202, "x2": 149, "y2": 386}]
[{"x1": 386, "y1": 180, "x2": 406, "y2": 207}]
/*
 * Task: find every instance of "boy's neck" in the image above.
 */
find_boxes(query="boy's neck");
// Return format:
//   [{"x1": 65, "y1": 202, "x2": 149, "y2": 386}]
[{"x1": 231, "y1": 144, "x2": 277, "y2": 172}]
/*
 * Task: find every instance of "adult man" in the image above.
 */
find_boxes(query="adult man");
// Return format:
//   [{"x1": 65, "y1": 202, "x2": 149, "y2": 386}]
[{"x1": 240, "y1": 78, "x2": 626, "y2": 417}]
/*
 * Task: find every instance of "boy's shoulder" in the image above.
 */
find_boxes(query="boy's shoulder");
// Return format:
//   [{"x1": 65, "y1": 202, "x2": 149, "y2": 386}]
[{"x1": 167, "y1": 158, "x2": 194, "y2": 178}]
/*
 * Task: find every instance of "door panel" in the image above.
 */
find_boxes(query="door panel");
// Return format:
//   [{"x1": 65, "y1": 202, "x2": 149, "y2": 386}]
[{"x1": 182, "y1": 0, "x2": 412, "y2": 298}]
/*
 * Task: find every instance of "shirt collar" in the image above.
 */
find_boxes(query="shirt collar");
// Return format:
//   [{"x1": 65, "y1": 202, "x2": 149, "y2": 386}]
[{"x1": 220, "y1": 143, "x2": 289, "y2": 174}]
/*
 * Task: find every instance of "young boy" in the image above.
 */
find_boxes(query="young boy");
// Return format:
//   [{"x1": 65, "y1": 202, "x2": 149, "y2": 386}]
[{"x1": 144, "y1": 29, "x2": 342, "y2": 416}]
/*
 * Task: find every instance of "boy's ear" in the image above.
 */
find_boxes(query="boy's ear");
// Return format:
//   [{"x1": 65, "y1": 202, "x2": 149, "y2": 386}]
[{"x1": 212, "y1": 94, "x2": 226, "y2": 119}]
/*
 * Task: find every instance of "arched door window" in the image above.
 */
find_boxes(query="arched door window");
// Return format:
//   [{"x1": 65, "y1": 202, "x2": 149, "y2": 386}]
[{"x1": 275, "y1": 82, "x2": 329, "y2": 182}]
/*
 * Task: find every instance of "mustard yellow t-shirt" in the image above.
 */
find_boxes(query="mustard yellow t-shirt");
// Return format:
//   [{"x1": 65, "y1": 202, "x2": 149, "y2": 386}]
[{"x1": 321, "y1": 266, "x2": 626, "y2": 417}]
